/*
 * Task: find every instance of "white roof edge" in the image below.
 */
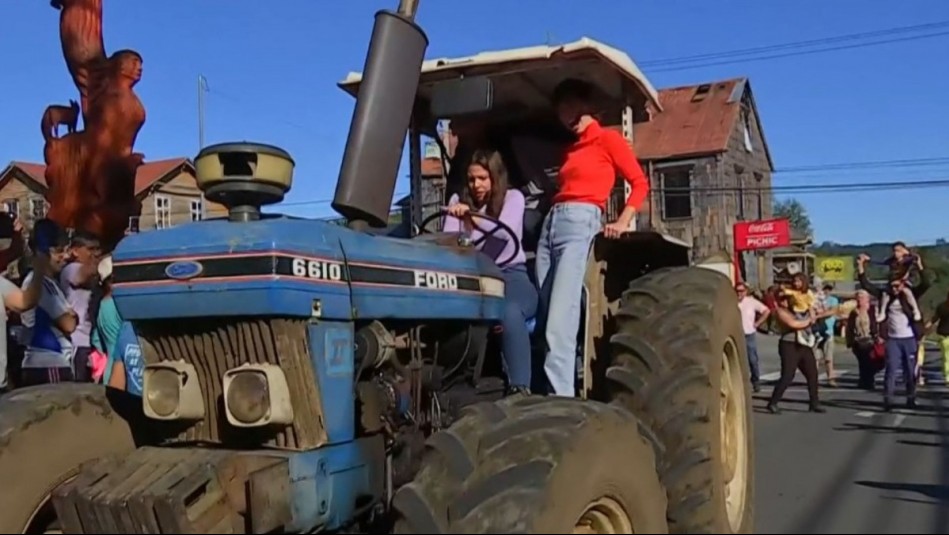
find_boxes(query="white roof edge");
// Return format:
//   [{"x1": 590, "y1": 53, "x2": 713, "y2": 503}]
[{"x1": 340, "y1": 36, "x2": 661, "y2": 109}]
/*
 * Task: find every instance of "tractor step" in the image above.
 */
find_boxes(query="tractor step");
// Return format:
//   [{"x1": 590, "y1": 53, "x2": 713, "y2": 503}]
[{"x1": 51, "y1": 447, "x2": 291, "y2": 534}]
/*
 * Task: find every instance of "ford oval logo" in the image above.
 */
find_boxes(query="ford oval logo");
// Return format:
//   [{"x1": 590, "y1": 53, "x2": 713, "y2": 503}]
[{"x1": 165, "y1": 260, "x2": 204, "y2": 280}]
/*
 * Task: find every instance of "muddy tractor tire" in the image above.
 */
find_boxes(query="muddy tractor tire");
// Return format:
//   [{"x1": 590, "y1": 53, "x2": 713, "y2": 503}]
[
  {"x1": 0, "y1": 384, "x2": 146, "y2": 533},
  {"x1": 606, "y1": 267, "x2": 755, "y2": 534},
  {"x1": 393, "y1": 396, "x2": 669, "y2": 534}
]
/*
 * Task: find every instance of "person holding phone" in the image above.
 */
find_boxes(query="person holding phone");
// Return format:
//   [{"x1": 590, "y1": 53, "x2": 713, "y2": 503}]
[{"x1": 19, "y1": 220, "x2": 78, "y2": 386}]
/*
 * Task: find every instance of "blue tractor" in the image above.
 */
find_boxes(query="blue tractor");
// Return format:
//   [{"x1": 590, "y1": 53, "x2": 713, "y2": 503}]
[{"x1": 0, "y1": 2, "x2": 754, "y2": 533}]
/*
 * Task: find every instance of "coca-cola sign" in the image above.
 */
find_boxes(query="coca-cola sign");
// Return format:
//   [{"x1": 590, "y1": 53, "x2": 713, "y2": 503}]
[{"x1": 734, "y1": 218, "x2": 791, "y2": 251}]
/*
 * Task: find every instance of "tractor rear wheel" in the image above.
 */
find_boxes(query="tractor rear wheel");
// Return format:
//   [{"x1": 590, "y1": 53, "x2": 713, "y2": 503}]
[
  {"x1": 393, "y1": 396, "x2": 668, "y2": 534},
  {"x1": 606, "y1": 267, "x2": 754, "y2": 534},
  {"x1": 0, "y1": 385, "x2": 144, "y2": 533}
]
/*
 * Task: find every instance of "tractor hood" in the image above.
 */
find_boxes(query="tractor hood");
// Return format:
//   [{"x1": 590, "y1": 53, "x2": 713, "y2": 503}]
[{"x1": 111, "y1": 216, "x2": 505, "y2": 322}]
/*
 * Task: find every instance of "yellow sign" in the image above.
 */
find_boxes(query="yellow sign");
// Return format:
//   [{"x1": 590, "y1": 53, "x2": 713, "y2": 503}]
[{"x1": 816, "y1": 256, "x2": 855, "y2": 282}]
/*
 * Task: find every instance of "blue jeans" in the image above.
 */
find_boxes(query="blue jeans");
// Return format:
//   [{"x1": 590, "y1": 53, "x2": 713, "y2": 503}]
[
  {"x1": 536, "y1": 202, "x2": 602, "y2": 397},
  {"x1": 885, "y1": 337, "x2": 918, "y2": 402},
  {"x1": 745, "y1": 334, "x2": 760, "y2": 385},
  {"x1": 500, "y1": 265, "x2": 539, "y2": 389}
]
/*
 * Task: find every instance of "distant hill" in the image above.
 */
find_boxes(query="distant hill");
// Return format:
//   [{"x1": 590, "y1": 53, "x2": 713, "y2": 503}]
[
  {"x1": 813, "y1": 241, "x2": 949, "y2": 261},
  {"x1": 811, "y1": 241, "x2": 948, "y2": 316}
]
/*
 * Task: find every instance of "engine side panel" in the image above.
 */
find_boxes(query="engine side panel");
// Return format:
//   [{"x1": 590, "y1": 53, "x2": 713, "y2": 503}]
[{"x1": 111, "y1": 217, "x2": 505, "y2": 322}]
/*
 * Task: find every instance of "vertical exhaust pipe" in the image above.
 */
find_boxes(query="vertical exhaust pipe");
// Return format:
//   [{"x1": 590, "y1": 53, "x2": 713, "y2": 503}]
[{"x1": 332, "y1": 10, "x2": 428, "y2": 228}]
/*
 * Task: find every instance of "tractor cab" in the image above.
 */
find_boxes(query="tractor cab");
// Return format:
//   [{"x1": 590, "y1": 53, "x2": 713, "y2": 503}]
[
  {"x1": 341, "y1": 37, "x2": 693, "y2": 396},
  {"x1": 338, "y1": 36, "x2": 690, "y2": 271}
]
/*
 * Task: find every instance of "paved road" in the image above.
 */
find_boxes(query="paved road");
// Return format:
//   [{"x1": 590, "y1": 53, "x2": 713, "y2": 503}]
[{"x1": 751, "y1": 334, "x2": 949, "y2": 534}]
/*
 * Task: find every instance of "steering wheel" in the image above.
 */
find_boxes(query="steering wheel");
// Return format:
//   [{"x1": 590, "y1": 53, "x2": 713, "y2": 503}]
[{"x1": 418, "y1": 209, "x2": 522, "y2": 269}]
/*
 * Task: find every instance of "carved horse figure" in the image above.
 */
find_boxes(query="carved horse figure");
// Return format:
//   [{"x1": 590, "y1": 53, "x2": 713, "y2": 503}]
[{"x1": 40, "y1": 100, "x2": 80, "y2": 140}]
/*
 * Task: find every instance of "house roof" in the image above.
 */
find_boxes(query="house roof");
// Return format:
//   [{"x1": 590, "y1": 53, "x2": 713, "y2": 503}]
[
  {"x1": 633, "y1": 78, "x2": 774, "y2": 169},
  {"x1": 0, "y1": 158, "x2": 193, "y2": 197}
]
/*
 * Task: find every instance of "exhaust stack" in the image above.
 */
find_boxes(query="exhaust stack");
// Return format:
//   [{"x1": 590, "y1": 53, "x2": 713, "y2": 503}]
[{"x1": 332, "y1": 10, "x2": 428, "y2": 228}]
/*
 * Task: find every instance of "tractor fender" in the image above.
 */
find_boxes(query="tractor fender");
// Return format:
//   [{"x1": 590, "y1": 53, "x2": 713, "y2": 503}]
[{"x1": 579, "y1": 231, "x2": 691, "y2": 396}]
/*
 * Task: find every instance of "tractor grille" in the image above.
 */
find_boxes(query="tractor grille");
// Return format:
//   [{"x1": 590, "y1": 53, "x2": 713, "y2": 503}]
[{"x1": 136, "y1": 318, "x2": 327, "y2": 451}]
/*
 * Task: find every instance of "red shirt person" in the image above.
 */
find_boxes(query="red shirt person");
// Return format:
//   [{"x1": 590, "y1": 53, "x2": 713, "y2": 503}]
[{"x1": 537, "y1": 78, "x2": 650, "y2": 397}]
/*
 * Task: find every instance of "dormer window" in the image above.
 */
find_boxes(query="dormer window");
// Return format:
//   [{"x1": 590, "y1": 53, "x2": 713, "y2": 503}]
[{"x1": 692, "y1": 84, "x2": 712, "y2": 102}]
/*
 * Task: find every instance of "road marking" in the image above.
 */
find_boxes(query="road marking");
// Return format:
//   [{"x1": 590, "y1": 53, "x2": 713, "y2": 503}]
[
  {"x1": 892, "y1": 414, "x2": 907, "y2": 428},
  {"x1": 759, "y1": 370, "x2": 850, "y2": 383},
  {"x1": 760, "y1": 371, "x2": 782, "y2": 382},
  {"x1": 854, "y1": 411, "x2": 876, "y2": 419}
]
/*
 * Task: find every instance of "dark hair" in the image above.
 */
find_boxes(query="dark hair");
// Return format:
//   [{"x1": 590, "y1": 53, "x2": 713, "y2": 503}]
[
  {"x1": 552, "y1": 78, "x2": 595, "y2": 107},
  {"x1": 791, "y1": 273, "x2": 808, "y2": 288},
  {"x1": 822, "y1": 283, "x2": 834, "y2": 291},
  {"x1": 88, "y1": 275, "x2": 112, "y2": 346},
  {"x1": 459, "y1": 149, "x2": 510, "y2": 228},
  {"x1": 892, "y1": 241, "x2": 907, "y2": 249},
  {"x1": 776, "y1": 291, "x2": 792, "y2": 308},
  {"x1": 69, "y1": 230, "x2": 101, "y2": 249},
  {"x1": 28, "y1": 218, "x2": 69, "y2": 251}
]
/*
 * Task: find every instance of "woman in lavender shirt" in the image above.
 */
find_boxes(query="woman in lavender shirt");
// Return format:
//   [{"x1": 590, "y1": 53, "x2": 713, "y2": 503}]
[{"x1": 443, "y1": 149, "x2": 538, "y2": 395}]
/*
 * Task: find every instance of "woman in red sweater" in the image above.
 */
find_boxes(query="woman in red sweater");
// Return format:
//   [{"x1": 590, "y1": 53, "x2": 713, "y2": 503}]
[{"x1": 537, "y1": 79, "x2": 650, "y2": 397}]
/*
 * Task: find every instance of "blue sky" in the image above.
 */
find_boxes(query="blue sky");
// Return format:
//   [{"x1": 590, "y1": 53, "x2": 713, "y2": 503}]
[{"x1": 1, "y1": 1, "x2": 947, "y2": 245}]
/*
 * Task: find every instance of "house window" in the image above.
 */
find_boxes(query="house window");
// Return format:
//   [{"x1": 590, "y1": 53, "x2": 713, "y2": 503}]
[
  {"x1": 692, "y1": 84, "x2": 712, "y2": 102},
  {"x1": 190, "y1": 198, "x2": 203, "y2": 221},
  {"x1": 154, "y1": 195, "x2": 171, "y2": 229},
  {"x1": 743, "y1": 114, "x2": 754, "y2": 152},
  {"x1": 661, "y1": 168, "x2": 693, "y2": 220},
  {"x1": 3, "y1": 199, "x2": 18, "y2": 219},
  {"x1": 737, "y1": 182, "x2": 745, "y2": 220},
  {"x1": 30, "y1": 198, "x2": 47, "y2": 220}
]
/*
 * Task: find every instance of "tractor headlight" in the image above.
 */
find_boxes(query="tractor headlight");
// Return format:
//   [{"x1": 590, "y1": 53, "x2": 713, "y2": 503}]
[
  {"x1": 223, "y1": 364, "x2": 294, "y2": 428},
  {"x1": 143, "y1": 361, "x2": 205, "y2": 421}
]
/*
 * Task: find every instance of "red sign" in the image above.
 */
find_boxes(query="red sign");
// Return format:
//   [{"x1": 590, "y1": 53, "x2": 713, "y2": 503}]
[{"x1": 733, "y1": 218, "x2": 791, "y2": 252}]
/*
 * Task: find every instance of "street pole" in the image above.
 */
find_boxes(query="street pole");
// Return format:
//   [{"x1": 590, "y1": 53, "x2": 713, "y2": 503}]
[{"x1": 198, "y1": 75, "x2": 208, "y2": 219}]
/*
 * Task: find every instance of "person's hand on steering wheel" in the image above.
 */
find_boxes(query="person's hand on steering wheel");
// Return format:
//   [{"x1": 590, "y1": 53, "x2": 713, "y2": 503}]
[
  {"x1": 418, "y1": 209, "x2": 522, "y2": 269},
  {"x1": 446, "y1": 203, "x2": 471, "y2": 218}
]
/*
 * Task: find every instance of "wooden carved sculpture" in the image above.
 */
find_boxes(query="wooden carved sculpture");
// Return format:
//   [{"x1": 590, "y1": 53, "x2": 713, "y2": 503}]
[
  {"x1": 41, "y1": 100, "x2": 80, "y2": 139},
  {"x1": 42, "y1": 0, "x2": 146, "y2": 249}
]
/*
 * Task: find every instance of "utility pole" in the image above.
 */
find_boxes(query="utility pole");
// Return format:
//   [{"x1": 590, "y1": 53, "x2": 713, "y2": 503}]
[
  {"x1": 198, "y1": 75, "x2": 208, "y2": 150},
  {"x1": 197, "y1": 75, "x2": 209, "y2": 219}
]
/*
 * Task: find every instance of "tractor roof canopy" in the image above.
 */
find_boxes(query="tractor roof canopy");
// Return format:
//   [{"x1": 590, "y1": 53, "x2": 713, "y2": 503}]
[{"x1": 339, "y1": 37, "x2": 661, "y2": 126}]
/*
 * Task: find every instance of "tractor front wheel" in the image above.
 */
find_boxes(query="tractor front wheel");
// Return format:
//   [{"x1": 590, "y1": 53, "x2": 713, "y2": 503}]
[
  {"x1": 393, "y1": 396, "x2": 668, "y2": 534},
  {"x1": 0, "y1": 385, "x2": 144, "y2": 533}
]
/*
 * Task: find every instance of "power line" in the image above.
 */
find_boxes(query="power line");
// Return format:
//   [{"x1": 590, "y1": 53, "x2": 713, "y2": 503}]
[
  {"x1": 642, "y1": 25, "x2": 949, "y2": 73},
  {"x1": 656, "y1": 177, "x2": 949, "y2": 195},
  {"x1": 640, "y1": 20, "x2": 949, "y2": 66},
  {"x1": 774, "y1": 156, "x2": 949, "y2": 173}
]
